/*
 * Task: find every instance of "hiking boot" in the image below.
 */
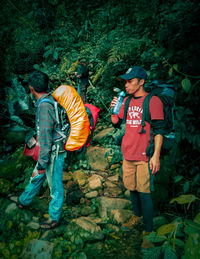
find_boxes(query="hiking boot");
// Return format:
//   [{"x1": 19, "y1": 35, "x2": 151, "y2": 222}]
[
  {"x1": 122, "y1": 214, "x2": 142, "y2": 231},
  {"x1": 141, "y1": 231, "x2": 154, "y2": 249}
]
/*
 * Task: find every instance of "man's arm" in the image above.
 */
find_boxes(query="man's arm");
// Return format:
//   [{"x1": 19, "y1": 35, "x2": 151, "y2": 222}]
[
  {"x1": 149, "y1": 96, "x2": 165, "y2": 174},
  {"x1": 37, "y1": 102, "x2": 54, "y2": 172},
  {"x1": 149, "y1": 134, "x2": 163, "y2": 174}
]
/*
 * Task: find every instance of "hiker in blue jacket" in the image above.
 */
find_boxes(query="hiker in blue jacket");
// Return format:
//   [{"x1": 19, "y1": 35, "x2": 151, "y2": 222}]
[{"x1": 12, "y1": 70, "x2": 66, "y2": 229}]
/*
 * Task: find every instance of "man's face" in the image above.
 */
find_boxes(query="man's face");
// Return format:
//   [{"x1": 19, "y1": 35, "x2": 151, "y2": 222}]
[{"x1": 125, "y1": 78, "x2": 140, "y2": 94}]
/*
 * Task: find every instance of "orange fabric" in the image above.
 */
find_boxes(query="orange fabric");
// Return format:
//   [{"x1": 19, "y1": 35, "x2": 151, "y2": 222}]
[{"x1": 52, "y1": 85, "x2": 90, "y2": 151}]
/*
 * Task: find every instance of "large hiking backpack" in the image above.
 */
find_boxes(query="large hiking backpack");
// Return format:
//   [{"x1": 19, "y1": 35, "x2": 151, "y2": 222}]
[
  {"x1": 23, "y1": 85, "x2": 99, "y2": 160},
  {"x1": 141, "y1": 81, "x2": 176, "y2": 156},
  {"x1": 52, "y1": 85, "x2": 90, "y2": 151},
  {"x1": 115, "y1": 81, "x2": 176, "y2": 156}
]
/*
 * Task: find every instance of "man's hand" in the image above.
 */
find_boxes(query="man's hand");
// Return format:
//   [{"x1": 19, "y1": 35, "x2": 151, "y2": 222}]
[
  {"x1": 110, "y1": 96, "x2": 118, "y2": 109},
  {"x1": 149, "y1": 155, "x2": 160, "y2": 175},
  {"x1": 32, "y1": 169, "x2": 46, "y2": 179},
  {"x1": 38, "y1": 169, "x2": 46, "y2": 175}
]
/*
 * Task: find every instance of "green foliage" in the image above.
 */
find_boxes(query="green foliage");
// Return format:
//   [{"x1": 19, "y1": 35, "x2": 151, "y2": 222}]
[{"x1": 1, "y1": 0, "x2": 200, "y2": 257}]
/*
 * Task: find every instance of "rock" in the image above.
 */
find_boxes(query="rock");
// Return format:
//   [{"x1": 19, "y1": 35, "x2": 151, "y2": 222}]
[
  {"x1": 85, "y1": 191, "x2": 98, "y2": 199},
  {"x1": 86, "y1": 216, "x2": 105, "y2": 225},
  {"x1": 21, "y1": 239, "x2": 55, "y2": 259},
  {"x1": 107, "y1": 174, "x2": 119, "y2": 182},
  {"x1": 104, "y1": 180, "x2": 116, "y2": 188},
  {"x1": 92, "y1": 127, "x2": 114, "y2": 144},
  {"x1": 104, "y1": 185, "x2": 123, "y2": 197},
  {"x1": 97, "y1": 196, "x2": 131, "y2": 219},
  {"x1": 26, "y1": 221, "x2": 40, "y2": 230},
  {"x1": 5, "y1": 203, "x2": 17, "y2": 214},
  {"x1": 86, "y1": 146, "x2": 109, "y2": 170},
  {"x1": 71, "y1": 217, "x2": 104, "y2": 240},
  {"x1": 72, "y1": 170, "x2": 86, "y2": 186},
  {"x1": 63, "y1": 171, "x2": 73, "y2": 182},
  {"x1": 107, "y1": 224, "x2": 120, "y2": 233},
  {"x1": 110, "y1": 209, "x2": 133, "y2": 224},
  {"x1": 88, "y1": 174, "x2": 103, "y2": 190},
  {"x1": 81, "y1": 206, "x2": 94, "y2": 216},
  {"x1": 110, "y1": 164, "x2": 121, "y2": 170},
  {"x1": 124, "y1": 189, "x2": 130, "y2": 198}
]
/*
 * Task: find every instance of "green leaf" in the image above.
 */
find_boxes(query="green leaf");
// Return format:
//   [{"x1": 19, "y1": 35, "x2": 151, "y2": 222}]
[
  {"x1": 168, "y1": 67, "x2": 173, "y2": 77},
  {"x1": 185, "y1": 233, "x2": 200, "y2": 259},
  {"x1": 170, "y1": 194, "x2": 197, "y2": 206},
  {"x1": 144, "y1": 232, "x2": 167, "y2": 243},
  {"x1": 173, "y1": 64, "x2": 178, "y2": 71},
  {"x1": 157, "y1": 222, "x2": 177, "y2": 236},
  {"x1": 184, "y1": 219, "x2": 200, "y2": 232},
  {"x1": 182, "y1": 78, "x2": 191, "y2": 92},
  {"x1": 33, "y1": 64, "x2": 40, "y2": 70},
  {"x1": 172, "y1": 238, "x2": 185, "y2": 247},
  {"x1": 173, "y1": 175, "x2": 184, "y2": 183},
  {"x1": 194, "y1": 212, "x2": 200, "y2": 224},
  {"x1": 43, "y1": 49, "x2": 52, "y2": 59},
  {"x1": 163, "y1": 246, "x2": 177, "y2": 259},
  {"x1": 142, "y1": 247, "x2": 162, "y2": 259},
  {"x1": 53, "y1": 50, "x2": 58, "y2": 60}
]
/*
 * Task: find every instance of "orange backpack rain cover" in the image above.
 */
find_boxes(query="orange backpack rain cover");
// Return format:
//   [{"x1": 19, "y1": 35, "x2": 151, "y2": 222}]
[{"x1": 52, "y1": 85, "x2": 90, "y2": 151}]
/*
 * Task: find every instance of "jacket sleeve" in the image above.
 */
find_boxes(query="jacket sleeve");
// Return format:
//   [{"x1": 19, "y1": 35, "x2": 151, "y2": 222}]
[
  {"x1": 37, "y1": 102, "x2": 55, "y2": 170},
  {"x1": 151, "y1": 120, "x2": 166, "y2": 136}
]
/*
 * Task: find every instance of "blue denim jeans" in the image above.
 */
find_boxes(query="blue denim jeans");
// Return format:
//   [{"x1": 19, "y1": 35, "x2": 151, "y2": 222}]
[{"x1": 19, "y1": 151, "x2": 66, "y2": 222}]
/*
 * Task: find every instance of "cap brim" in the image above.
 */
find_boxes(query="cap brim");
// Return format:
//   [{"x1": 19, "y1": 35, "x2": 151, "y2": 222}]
[{"x1": 119, "y1": 74, "x2": 134, "y2": 80}]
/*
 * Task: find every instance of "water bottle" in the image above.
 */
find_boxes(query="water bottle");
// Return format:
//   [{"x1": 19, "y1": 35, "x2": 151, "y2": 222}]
[{"x1": 112, "y1": 90, "x2": 125, "y2": 115}]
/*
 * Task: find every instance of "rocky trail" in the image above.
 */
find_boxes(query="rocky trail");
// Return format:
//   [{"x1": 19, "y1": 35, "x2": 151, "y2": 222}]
[{"x1": 0, "y1": 126, "x2": 168, "y2": 259}]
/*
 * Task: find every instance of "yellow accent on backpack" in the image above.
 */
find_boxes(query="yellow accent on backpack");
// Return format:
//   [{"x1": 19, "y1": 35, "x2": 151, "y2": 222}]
[{"x1": 52, "y1": 85, "x2": 90, "y2": 151}]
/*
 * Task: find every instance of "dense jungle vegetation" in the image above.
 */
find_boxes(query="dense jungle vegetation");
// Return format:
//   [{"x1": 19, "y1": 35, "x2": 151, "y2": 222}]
[{"x1": 0, "y1": 0, "x2": 200, "y2": 258}]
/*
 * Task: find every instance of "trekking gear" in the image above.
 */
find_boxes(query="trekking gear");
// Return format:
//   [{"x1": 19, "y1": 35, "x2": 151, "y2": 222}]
[
  {"x1": 52, "y1": 85, "x2": 90, "y2": 151},
  {"x1": 23, "y1": 86, "x2": 99, "y2": 161},
  {"x1": 112, "y1": 90, "x2": 126, "y2": 115},
  {"x1": 40, "y1": 219, "x2": 59, "y2": 229},
  {"x1": 23, "y1": 134, "x2": 40, "y2": 161},
  {"x1": 141, "y1": 81, "x2": 175, "y2": 157},
  {"x1": 84, "y1": 103, "x2": 100, "y2": 147},
  {"x1": 121, "y1": 214, "x2": 143, "y2": 231}
]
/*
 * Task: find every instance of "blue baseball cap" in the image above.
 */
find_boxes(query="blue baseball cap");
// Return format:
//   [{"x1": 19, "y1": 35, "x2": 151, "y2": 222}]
[{"x1": 119, "y1": 66, "x2": 147, "y2": 80}]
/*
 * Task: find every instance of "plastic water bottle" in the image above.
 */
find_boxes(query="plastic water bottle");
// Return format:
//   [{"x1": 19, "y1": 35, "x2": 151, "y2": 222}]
[{"x1": 112, "y1": 90, "x2": 125, "y2": 115}]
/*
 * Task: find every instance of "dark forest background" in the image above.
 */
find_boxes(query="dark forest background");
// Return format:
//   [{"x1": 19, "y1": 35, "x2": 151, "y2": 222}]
[{"x1": 0, "y1": 0, "x2": 200, "y2": 258}]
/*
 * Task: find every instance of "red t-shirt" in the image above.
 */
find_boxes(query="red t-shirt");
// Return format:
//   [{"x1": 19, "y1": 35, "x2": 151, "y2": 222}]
[{"x1": 112, "y1": 94, "x2": 164, "y2": 162}]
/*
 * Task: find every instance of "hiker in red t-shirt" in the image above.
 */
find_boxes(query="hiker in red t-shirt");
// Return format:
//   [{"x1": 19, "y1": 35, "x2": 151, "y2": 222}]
[{"x1": 111, "y1": 66, "x2": 165, "y2": 248}]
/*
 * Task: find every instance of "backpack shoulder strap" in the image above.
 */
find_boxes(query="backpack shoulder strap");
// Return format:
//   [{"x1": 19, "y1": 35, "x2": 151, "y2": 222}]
[
  {"x1": 39, "y1": 97, "x2": 60, "y2": 125},
  {"x1": 122, "y1": 95, "x2": 132, "y2": 124},
  {"x1": 139, "y1": 94, "x2": 152, "y2": 134}
]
